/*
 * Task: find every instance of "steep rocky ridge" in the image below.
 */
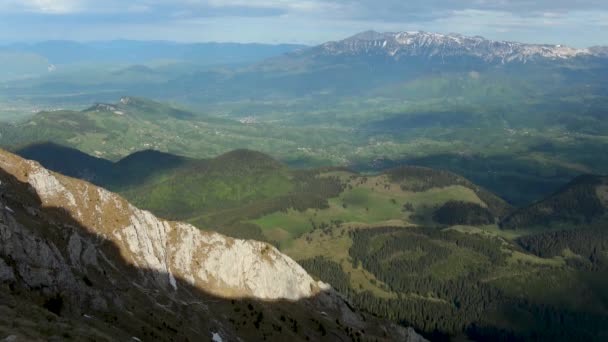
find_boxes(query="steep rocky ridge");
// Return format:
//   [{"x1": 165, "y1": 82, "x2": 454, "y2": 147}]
[
  {"x1": 0, "y1": 149, "x2": 425, "y2": 341},
  {"x1": 311, "y1": 30, "x2": 595, "y2": 63}
]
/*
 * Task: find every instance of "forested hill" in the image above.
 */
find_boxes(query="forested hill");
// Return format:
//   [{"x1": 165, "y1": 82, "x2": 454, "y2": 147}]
[{"x1": 501, "y1": 175, "x2": 608, "y2": 229}]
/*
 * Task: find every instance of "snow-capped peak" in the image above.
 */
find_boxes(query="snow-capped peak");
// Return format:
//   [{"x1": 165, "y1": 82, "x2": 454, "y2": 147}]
[{"x1": 318, "y1": 31, "x2": 594, "y2": 63}]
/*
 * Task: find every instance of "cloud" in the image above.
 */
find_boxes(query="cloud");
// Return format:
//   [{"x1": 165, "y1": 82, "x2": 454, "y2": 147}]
[
  {"x1": 0, "y1": 0, "x2": 331, "y2": 17},
  {"x1": 27, "y1": 0, "x2": 80, "y2": 13},
  {"x1": 3, "y1": 1, "x2": 608, "y2": 21},
  {"x1": 0, "y1": 0, "x2": 606, "y2": 47},
  {"x1": 0, "y1": 0, "x2": 82, "y2": 14},
  {"x1": 322, "y1": 0, "x2": 608, "y2": 22}
]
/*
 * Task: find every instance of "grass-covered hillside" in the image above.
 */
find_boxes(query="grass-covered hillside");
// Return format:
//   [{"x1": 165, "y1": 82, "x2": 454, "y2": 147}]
[
  {"x1": 0, "y1": 97, "x2": 263, "y2": 161},
  {"x1": 121, "y1": 149, "x2": 296, "y2": 220},
  {"x1": 4, "y1": 93, "x2": 608, "y2": 206},
  {"x1": 16, "y1": 144, "x2": 347, "y2": 241},
  {"x1": 19, "y1": 144, "x2": 608, "y2": 341}
]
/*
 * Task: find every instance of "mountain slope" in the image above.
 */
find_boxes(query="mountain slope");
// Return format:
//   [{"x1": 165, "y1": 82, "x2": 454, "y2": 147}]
[
  {"x1": 311, "y1": 30, "x2": 594, "y2": 63},
  {"x1": 0, "y1": 97, "x2": 248, "y2": 161},
  {"x1": 121, "y1": 149, "x2": 296, "y2": 220},
  {"x1": 11, "y1": 144, "x2": 608, "y2": 340},
  {"x1": 242, "y1": 30, "x2": 608, "y2": 101},
  {"x1": 254, "y1": 30, "x2": 606, "y2": 80},
  {"x1": 15, "y1": 143, "x2": 512, "y2": 238},
  {"x1": 0, "y1": 148, "x2": 423, "y2": 341},
  {"x1": 386, "y1": 165, "x2": 512, "y2": 218},
  {"x1": 17, "y1": 142, "x2": 191, "y2": 189},
  {"x1": 16, "y1": 142, "x2": 115, "y2": 183},
  {"x1": 501, "y1": 175, "x2": 608, "y2": 229},
  {"x1": 16, "y1": 144, "x2": 301, "y2": 222}
]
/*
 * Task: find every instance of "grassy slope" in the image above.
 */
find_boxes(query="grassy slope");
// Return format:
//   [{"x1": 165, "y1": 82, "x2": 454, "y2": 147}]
[
  {"x1": 14, "y1": 143, "x2": 608, "y2": 340},
  {"x1": 0, "y1": 96, "x2": 358, "y2": 167},
  {"x1": 122, "y1": 149, "x2": 295, "y2": 220},
  {"x1": 251, "y1": 172, "x2": 494, "y2": 247},
  {"x1": 238, "y1": 168, "x2": 608, "y2": 340}
]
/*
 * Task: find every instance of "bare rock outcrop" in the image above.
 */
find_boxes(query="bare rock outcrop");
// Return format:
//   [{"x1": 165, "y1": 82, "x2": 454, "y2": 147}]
[
  {"x1": 0, "y1": 149, "x2": 426, "y2": 341},
  {"x1": 0, "y1": 150, "x2": 323, "y2": 301}
]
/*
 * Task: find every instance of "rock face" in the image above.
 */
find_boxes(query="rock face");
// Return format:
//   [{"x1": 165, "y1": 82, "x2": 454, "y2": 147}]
[
  {"x1": 0, "y1": 149, "x2": 321, "y2": 301},
  {"x1": 0, "y1": 149, "x2": 425, "y2": 341},
  {"x1": 307, "y1": 30, "x2": 599, "y2": 63}
]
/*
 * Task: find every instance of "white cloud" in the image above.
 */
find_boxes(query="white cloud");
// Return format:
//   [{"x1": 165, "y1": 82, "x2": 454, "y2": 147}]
[
  {"x1": 3, "y1": 0, "x2": 608, "y2": 18},
  {"x1": 18, "y1": 0, "x2": 82, "y2": 14},
  {"x1": 0, "y1": 0, "x2": 337, "y2": 15}
]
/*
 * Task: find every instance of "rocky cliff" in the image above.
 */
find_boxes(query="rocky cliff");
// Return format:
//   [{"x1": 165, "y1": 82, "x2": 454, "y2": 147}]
[{"x1": 0, "y1": 149, "x2": 425, "y2": 341}]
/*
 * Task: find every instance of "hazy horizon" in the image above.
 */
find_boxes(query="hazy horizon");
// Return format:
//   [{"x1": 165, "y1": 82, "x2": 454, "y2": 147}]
[
  {"x1": 1, "y1": 1, "x2": 607, "y2": 47},
  {"x1": 1, "y1": 28, "x2": 606, "y2": 49}
]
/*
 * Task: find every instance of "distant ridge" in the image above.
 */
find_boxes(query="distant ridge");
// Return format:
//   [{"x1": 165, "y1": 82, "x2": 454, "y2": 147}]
[
  {"x1": 310, "y1": 30, "x2": 595, "y2": 63},
  {"x1": 2, "y1": 40, "x2": 307, "y2": 65}
]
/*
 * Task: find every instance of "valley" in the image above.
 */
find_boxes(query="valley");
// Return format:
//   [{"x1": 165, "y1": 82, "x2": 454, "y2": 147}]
[
  {"x1": 3, "y1": 33, "x2": 608, "y2": 205},
  {"x1": 2, "y1": 27, "x2": 608, "y2": 341},
  {"x1": 0, "y1": 149, "x2": 422, "y2": 341},
  {"x1": 2, "y1": 91, "x2": 607, "y2": 206},
  {"x1": 16, "y1": 143, "x2": 608, "y2": 341}
]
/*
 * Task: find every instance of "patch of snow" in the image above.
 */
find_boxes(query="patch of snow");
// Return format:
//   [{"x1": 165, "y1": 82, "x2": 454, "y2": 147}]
[
  {"x1": 322, "y1": 30, "x2": 591, "y2": 63},
  {"x1": 169, "y1": 271, "x2": 178, "y2": 290},
  {"x1": 211, "y1": 332, "x2": 223, "y2": 342}
]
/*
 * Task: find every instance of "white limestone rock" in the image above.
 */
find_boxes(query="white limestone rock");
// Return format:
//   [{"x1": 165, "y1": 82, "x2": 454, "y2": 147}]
[{"x1": 0, "y1": 152, "x2": 322, "y2": 301}]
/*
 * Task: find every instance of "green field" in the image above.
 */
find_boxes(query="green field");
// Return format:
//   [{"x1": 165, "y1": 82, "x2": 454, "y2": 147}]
[{"x1": 251, "y1": 174, "x2": 489, "y2": 246}]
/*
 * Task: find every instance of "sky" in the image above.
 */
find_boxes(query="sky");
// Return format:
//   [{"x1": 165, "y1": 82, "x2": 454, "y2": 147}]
[{"x1": 0, "y1": 0, "x2": 607, "y2": 47}]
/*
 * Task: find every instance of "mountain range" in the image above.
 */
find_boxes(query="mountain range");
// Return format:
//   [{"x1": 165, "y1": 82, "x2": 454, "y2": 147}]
[
  {"x1": 4, "y1": 30, "x2": 608, "y2": 103},
  {"x1": 2, "y1": 29, "x2": 608, "y2": 341},
  {"x1": 309, "y1": 30, "x2": 601, "y2": 63},
  {"x1": 0, "y1": 40, "x2": 305, "y2": 82}
]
